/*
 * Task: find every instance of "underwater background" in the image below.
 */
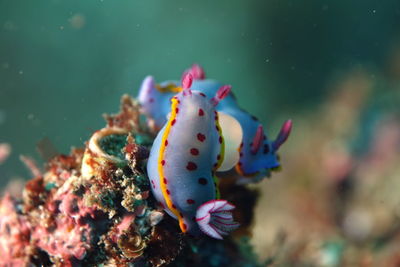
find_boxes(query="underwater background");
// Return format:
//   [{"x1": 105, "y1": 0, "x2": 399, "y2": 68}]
[{"x1": 2, "y1": 0, "x2": 400, "y2": 265}]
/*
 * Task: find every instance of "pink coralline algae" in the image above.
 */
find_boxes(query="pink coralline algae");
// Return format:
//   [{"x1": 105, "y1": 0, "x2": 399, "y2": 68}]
[
  {"x1": 0, "y1": 95, "x2": 262, "y2": 266},
  {"x1": 0, "y1": 194, "x2": 31, "y2": 265}
]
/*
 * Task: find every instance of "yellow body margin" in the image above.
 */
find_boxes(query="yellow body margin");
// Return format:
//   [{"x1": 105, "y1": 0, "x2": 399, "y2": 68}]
[
  {"x1": 158, "y1": 98, "x2": 186, "y2": 232},
  {"x1": 156, "y1": 83, "x2": 183, "y2": 93},
  {"x1": 213, "y1": 113, "x2": 225, "y2": 199}
]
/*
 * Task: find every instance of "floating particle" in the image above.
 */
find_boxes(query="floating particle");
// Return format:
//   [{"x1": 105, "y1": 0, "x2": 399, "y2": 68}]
[
  {"x1": 3, "y1": 21, "x2": 17, "y2": 31},
  {"x1": 27, "y1": 114, "x2": 34, "y2": 120},
  {"x1": 0, "y1": 143, "x2": 11, "y2": 164},
  {"x1": 69, "y1": 14, "x2": 86, "y2": 29}
]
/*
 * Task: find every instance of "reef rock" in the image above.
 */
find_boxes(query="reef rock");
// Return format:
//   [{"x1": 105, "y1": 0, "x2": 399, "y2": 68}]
[{"x1": 0, "y1": 95, "x2": 260, "y2": 266}]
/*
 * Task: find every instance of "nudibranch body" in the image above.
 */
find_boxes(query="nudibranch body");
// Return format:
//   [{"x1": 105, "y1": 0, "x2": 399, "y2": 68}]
[
  {"x1": 138, "y1": 64, "x2": 292, "y2": 180},
  {"x1": 147, "y1": 74, "x2": 239, "y2": 239}
]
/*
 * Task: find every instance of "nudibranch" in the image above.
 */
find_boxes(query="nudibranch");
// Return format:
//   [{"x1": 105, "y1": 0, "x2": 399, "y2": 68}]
[
  {"x1": 138, "y1": 64, "x2": 292, "y2": 181},
  {"x1": 147, "y1": 73, "x2": 240, "y2": 239}
]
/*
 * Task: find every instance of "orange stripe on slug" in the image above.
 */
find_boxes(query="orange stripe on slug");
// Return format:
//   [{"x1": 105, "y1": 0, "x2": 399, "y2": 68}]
[{"x1": 158, "y1": 98, "x2": 187, "y2": 232}]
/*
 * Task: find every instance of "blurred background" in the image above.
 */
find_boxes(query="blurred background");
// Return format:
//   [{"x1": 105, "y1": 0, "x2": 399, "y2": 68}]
[{"x1": 1, "y1": 0, "x2": 400, "y2": 265}]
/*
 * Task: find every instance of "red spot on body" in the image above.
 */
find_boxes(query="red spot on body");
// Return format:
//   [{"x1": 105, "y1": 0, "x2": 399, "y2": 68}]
[
  {"x1": 182, "y1": 223, "x2": 187, "y2": 230},
  {"x1": 165, "y1": 140, "x2": 169, "y2": 146},
  {"x1": 159, "y1": 202, "x2": 165, "y2": 208},
  {"x1": 198, "y1": 108, "x2": 204, "y2": 116},
  {"x1": 163, "y1": 178, "x2": 168, "y2": 184},
  {"x1": 175, "y1": 108, "x2": 179, "y2": 113},
  {"x1": 198, "y1": 178, "x2": 207, "y2": 185},
  {"x1": 199, "y1": 92, "x2": 206, "y2": 97},
  {"x1": 190, "y1": 148, "x2": 199, "y2": 155},
  {"x1": 263, "y1": 144, "x2": 270, "y2": 154},
  {"x1": 186, "y1": 199, "x2": 195, "y2": 204},
  {"x1": 166, "y1": 189, "x2": 170, "y2": 195},
  {"x1": 172, "y1": 204, "x2": 177, "y2": 209},
  {"x1": 171, "y1": 119, "x2": 176, "y2": 126},
  {"x1": 197, "y1": 133, "x2": 206, "y2": 142},
  {"x1": 161, "y1": 160, "x2": 165, "y2": 166},
  {"x1": 186, "y1": 162, "x2": 197, "y2": 171}
]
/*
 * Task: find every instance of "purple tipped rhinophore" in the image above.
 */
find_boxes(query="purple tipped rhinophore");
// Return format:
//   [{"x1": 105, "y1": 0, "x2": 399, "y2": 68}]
[
  {"x1": 182, "y1": 64, "x2": 206, "y2": 81},
  {"x1": 211, "y1": 85, "x2": 231, "y2": 106},
  {"x1": 182, "y1": 73, "x2": 193, "y2": 96},
  {"x1": 196, "y1": 200, "x2": 240, "y2": 240},
  {"x1": 272, "y1": 119, "x2": 292, "y2": 151},
  {"x1": 251, "y1": 125, "x2": 264, "y2": 154}
]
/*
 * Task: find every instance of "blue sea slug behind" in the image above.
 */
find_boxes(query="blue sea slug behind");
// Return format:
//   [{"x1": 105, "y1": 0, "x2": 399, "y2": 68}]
[{"x1": 139, "y1": 64, "x2": 292, "y2": 182}]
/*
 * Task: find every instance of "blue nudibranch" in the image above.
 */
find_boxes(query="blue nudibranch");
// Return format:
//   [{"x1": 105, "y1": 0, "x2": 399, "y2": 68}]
[
  {"x1": 147, "y1": 73, "x2": 240, "y2": 239},
  {"x1": 139, "y1": 64, "x2": 292, "y2": 182}
]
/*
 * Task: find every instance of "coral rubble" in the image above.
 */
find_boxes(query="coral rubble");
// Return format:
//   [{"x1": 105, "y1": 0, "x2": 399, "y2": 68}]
[{"x1": 0, "y1": 95, "x2": 261, "y2": 266}]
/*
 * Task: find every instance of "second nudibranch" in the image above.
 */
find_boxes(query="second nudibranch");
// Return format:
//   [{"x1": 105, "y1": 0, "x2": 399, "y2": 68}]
[
  {"x1": 138, "y1": 64, "x2": 292, "y2": 181},
  {"x1": 147, "y1": 73, "x2": 239, "y2": 239}
]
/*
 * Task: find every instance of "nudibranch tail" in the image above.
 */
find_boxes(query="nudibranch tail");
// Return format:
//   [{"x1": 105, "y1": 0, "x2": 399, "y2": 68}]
[
  {"x1": 272, "y1": 119, "x2": 293, "y2": 151},
  {"x1": 251, "y1": 125, "x2": 264, "y2": 154},
  {"x1": 196, "y1": 200, "x2": 239, "y2": 240},
  {"x1": 211, "y1": 85, "x2": 232, "y2": 106}
]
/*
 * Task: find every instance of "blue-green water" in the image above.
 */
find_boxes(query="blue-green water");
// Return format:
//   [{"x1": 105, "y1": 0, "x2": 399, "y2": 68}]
[{"x1": 1, "y1": 0, "x2": 400, "y2": 187}]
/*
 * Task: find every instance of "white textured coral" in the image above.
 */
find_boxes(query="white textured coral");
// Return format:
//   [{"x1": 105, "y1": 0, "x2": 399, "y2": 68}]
[{"x1": 196, "y1": 200, "x2": 240, "y2": 239}]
